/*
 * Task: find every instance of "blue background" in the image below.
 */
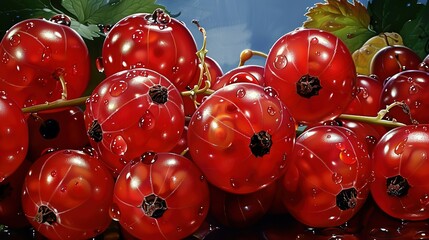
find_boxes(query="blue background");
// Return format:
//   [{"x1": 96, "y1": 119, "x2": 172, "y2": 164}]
[{"x1": 157, "y1": 0, "x2": 373, "y2": 72}]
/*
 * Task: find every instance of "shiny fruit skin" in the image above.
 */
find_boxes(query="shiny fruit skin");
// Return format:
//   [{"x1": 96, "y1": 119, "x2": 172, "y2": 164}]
[
  {"x1": 264, "y1": 28, "x2": 356, "y2": 124},
  {"x1": 188, "y1": 83, "x2": 296, "y2": 194},
  {"x1": 0, "y1": 18, "x2": 90, "y2": 108},
  {"x1": 101, "y1": 10, "x2": 198, "y2": 91}
]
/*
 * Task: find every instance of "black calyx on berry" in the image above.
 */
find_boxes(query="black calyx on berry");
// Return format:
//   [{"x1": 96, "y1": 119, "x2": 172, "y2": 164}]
[
  {"x1": 35, "y1": 205, "x2": 57, "y2": 225},
  {"x1": 336, "y1": 187, "x2": 358, "y2": 211},
  {"x1": 149, "y1": 84, "x2": 168, "y2": 104},
  {"x1": 296, "y1": 74, "x2": 322, "y2": 98},
  {"x1": 249, "y1": 131, "x2": 272, "y2": 157},
  {"x1": 40, "y1": 119, "x2": 60, "y2": 139},
  {"x1": 88, "y1": 120, "x2": 103, "y2": 142},
  {"x1": 386, "y1": 175, "x2": 410, "y2": 197},
  {"x1": 142, "y1": 194, "x2": 167, "y2": 218}
]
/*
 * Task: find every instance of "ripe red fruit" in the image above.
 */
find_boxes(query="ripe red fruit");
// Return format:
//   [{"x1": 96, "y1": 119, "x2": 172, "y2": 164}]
[
  {"x1": 264, "y1": 28, "x2": 356, "y2": 124},
  {"x1": 370, "y1": 45, "x2": 421, "y2": 83},
  {"x1": 0, "y1": 17, "x2": 90, "y2": 108},
  {"x1": 101, "y1": 9, "x2": 198, "y2": 91}
]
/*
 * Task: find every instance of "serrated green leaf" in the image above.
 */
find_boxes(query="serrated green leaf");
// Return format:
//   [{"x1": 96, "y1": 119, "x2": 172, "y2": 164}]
[
  {"x1": 70, "y1": 20, "x2": 103, "y2": 40},
  {"x1": 303, "y1": 0, "x2": 376, "y2": 53},
  {"x1": 61, "y1": 0, "x2": 165, "y2": 25},
  {"x1": 367, "y1": 0, "x2": 424, "y2": 33},
  {"x1": 400, "y1": 3, "x2": 429, "y2": 59}
]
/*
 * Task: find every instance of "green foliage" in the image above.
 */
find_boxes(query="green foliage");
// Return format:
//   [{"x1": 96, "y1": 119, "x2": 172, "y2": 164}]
[
  {"x1": 0, "y1": 0, "x2": 166, "y2": 40},
  {"x1": 303, "y1": 0, "x2": 376, "y2": 53},
  {"x1": 400, "y1": 3, "x2": 429, "y2": 59}
]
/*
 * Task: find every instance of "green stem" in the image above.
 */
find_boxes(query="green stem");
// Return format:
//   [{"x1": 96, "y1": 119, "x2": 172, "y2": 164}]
[{"x1": 22, "y1": 96, "x2": 88, "y2": 113}]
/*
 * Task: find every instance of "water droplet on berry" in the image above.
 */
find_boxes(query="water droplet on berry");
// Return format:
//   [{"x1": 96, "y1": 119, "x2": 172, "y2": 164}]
[
  {"x1": 312, "y1": 188, "x2": 318, "y2": 198},
  {"x1": 297, "y1": 148, "x2": 305, "y2": 157},
  {"x1": 368, "y1": 170, "x2": 376, "y2": 183},
  {"x1": 274, "y1": 55, "x2": 288, "y2": 69},
  {"x1": 132, "y1": 30, "x2": 144, "y2": 42},
  {"x1": 26, "y1": 22, "x2": 34, "y2": 29},
  {"x1": 0, "y1": 176, "x2": 5, "y2": 183},
  {"x1": 95, "y1": 57, "x2": 104, "y2": 73},
  {"x1": 267, "y1": 106, "x2": 276, "y2": 116},
  {"x1": 414, "y1": 231, "x2": 429, "y2": 239},
  {"x1": 60, "y1": 186, "x2": 67, "y2": 192},
  {"x1": 9, "y1": 34, "x2": 21, "y2": 47},
  {"x1": 409, "y1": 85, "x2": 418, "y2": 94},
  {"x1": 139, "y1": 111, "x2": 154, "y2": 130},
  {"x1": 332, "y1": 172, "x2": 343, "y2": 184},
  {"x1": 198, "y1": 206, "x2": 205, "y2": 216},
  {"x1": 50, "y1": 170, "x2": 57, "y2": 177},
  {"x1": 172, "y1": 66, "x2": 179, "y2": 74},
  {"x1": 366, "y1": 135, "x2": 377, "y2": 146},
  {"x1": 72, "y1": 64, "x2": 78, "y2": 75},
  {"x1": 339, "y1": 149, "x2": 356, "y2": 164},
  {"x1": 109, "y1": 203, "x2": 121, "y2": 221},
  {"x1": 394, "y1": 138, "x2": 408, "y2": 155},
  {"x1": 415, "y1": 101, "x2": 422, "y2": 109},
  {"x1": 315, "y1": 51, "x2": 321, "y2": 56},
  {"x1": 109, "y1": 80, "x2": 128, "y2": 97},
  {"x1": 230, "y1": 178, "x2": 238, "y2": 188},
  {"x1": 420, "y1": 194, "x2": 429, "y2": 206},
  {"x1": 1, "y1": 52, "x2": 10, "y2": 64},
  {"x1": 360, "y1": 87, "x2": 369, "y2": 99},
  {"x1": 369, "y1": 227, "x2": 401, "y2": 238},
  {"x1": 310, "y1": 37, "x2": 319, "y2": 44},
  {"x1": 41, "y1": 47, "x2": 52, "y2": 62},
  {"x1": 264, "y1": 87, "x2": 278, "y2": 97},
  {"x1": 236, "y1": 88, "x2": 246, "y2": 98},
  {"x1": 111, "y1": 135, "x2": 127, "y2": 156},
  {"x1": 103, "y1": 99, "x2": 109, "y2": 105}
]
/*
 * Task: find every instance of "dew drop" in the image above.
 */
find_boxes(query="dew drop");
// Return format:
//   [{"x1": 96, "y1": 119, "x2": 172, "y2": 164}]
[
  {"x1": 274, "y1": 55, "x2": 288, "y2": 69},
  {"x1": 50, "y1": 170, "x2": 57, "y2": 177},
  {"x1": 414, "y1": 231, "x2": 429, "y2": 239},
  {"x1": 297, "y1": 148, "x2": 305, "y2": 157},
  {"x1": 103, "y1": 99, "x2": 109, "y2": 105},
  {"x1": 415, "y1": 101, "x2": 422, "y2": 109},
  {"x1": 0, "y1": 176, "x2": 5, "y2": 183},
  {"x1": 109, "y1": 203, "x2": 121, "y2": 221},
  {"x1": 41, "y1": 47, "x2": 52, "y2": 62},
  {"x1": 176, "y1": 227, "x2": 182, "y2": 232},
  {"x1": 326, "y1": 134, "x2": 331, "y2": 139},
  {"x1": 312, "y1": 188, "x2": 317, "y2": 198},
  {"x1": 264, "y1": 87, "x2": 278, "y2": 97},
  {"x1": 236, "y1": 88, "x2": 246, "y2": 98},
  {"x1": 26, "y1": 22, "x2": 34, "y2": 29},
  {"x1": 195, "y1": 112, "x2": 202, "y2": 120},
  {"x1": 140, "y1": 152, "x2": 157, "y2": 164},
  {"x1": 139, "y1": 111, "x2": 154, "y2": 130},
  {"x1": 420, "y1": 194, "x2": 429, "y2": 207},
  {"x1": 109, "y1": 80, "x2": 128, "y2": 97},
  {"x1": 132, "y1": 30, "x2": 144, "y2": 42},
  {"x1": 1, "y1": 52, "x2": 10, "y2": 64},
  {"x1": 9, "y1": 34, "x2": 21, "y2": 47},
  {"x1": 172, "y1": 66, "x2": 179, "y2": 74},
  {"x1": 310, "y1": 37, "x2": 319, "y2": 44},
  {"x1": 409, "y1": 85, "x2": 418, "y2": 94},
  {"x1": 95, "y1": 57, "x2": 104, "y2": 73},
  {"x1": 111, "y1": 135, "x2": 128, "y2": 156},
  {"x1": 230, "y1": 178, "x2": 238, "y2": 188},
  {"x1": 267, "y1": 106, "x2": 276, "y2": 116},
  {"x1": 198, "y1": 206, "x2": 205, "y2": 216},
  {"x1": 339, "y1": 149, "x2": 356, "y2": 164},
  {"x1": 360, "y1": 87, "x2": 369, "y2": 99},
  {"x1": 332, "y1": 172, "x2": 343, "y2": 184},
  {"x1": 315, "y1": 51, "x2": 321, "y2": 56},
  {"x1": 394, "y1": 138, "x2": 408, "y2": 155},
  {"x1": 72, "y1": 64, "x2": 78, "y2": 75},
  {"x1": 60, "y1": 186, "x2": 67, "y2": 192}
]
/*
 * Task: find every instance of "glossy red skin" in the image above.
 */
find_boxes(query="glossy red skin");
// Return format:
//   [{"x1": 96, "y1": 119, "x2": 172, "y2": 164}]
[
  {"x1": 84, "y1": 68, "x2": 185, "y2": 175},
  {"x1": 371, "y1": 125, "x2": 429, "y2": 221},
  {"x1": 0, "y1": 160, "x2": 31, "y2": 228},
  {"x1": 183, "y1": 56, "x2": 223, "y2": 117},
  {"x1": 212, "y1": 65, "x2": 265, "y2": 90},
  {"x1": 380, "y1": 70, "x2": 429, "y2": 124},
  {"x1": 187, "y1": 83, "x2": 296, "y2": 194},
  {"x1": 21, "y1": 149, "x2": 115, "y2": 240},
  {"x1": 27, "y1": 106, "x2": 89, "y2": 162},
  {"x1": 113, "y1": 152, "x2": 210, "y2": 240},
  {"x1": 209, "y1": 182, "x2": 277, "y2": 228},
  {"x1": 340, "y1": 120, "x2": 386, "y2": 154},
  {"x1": 0, "y1": 93, "x2": 28, "y2": 181},
  {"x1": 0, "y1": 18, "x2": 90, "y2": 108},
  {"x1": 343, "y1": 75, "x2": 383, "y2": 116},
  {"x1": 264, "y1": 28, "x2": 356, "y2": 124},
  {"x1": 282, "y1": 126, "x2": 371, "y2": 228},
  {"x1": 419, "y1": 53, "x2": 429, "y2": 72},
  {"x1": 370, "y1": 45, "x2": 421, "y2": 83},
  {"x1": 102, "y1": 12, "x2": 198, "y2": 91}
]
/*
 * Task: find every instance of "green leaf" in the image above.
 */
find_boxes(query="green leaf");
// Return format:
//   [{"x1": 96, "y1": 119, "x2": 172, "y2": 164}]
[
  {"x1": 303, "y1": 0, "x2": 376, "y2": 53},
  {"x1": 400, "y1": 3, "x2": 429, "y2": 59},
  {"x1": 367, "y1": 0, "x2": 424, "y2": 33},
  {"x1": 62, "y1": 0, "x2": 165, "y2": 25},
  {"x1": 70, "y1": 19, "x2": 103, "y2": 40}
]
